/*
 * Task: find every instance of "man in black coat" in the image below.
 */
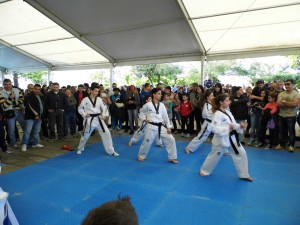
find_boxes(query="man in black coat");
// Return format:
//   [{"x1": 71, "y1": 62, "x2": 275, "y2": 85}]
[
  {"x1": 44, "y1": 82, "x2": 68, "y2": 141},
  {"x1": 21, "y1": 84, "x2": 44, "y2": 152}
]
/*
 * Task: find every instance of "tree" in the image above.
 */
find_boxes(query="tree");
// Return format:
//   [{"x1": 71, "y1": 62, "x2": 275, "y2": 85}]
[
  {"x1": 289, "y1": 55, "x2": 300, "y2": 72},
  {"x1": 90, "y1": 71, "x2": 109, "y2": 86},
  {"x1": 21, "y1": 71, "x2": 47, "y2": 84},
  {"x1": 133, "y1": 64, "x2": 182, "y2": 86}
]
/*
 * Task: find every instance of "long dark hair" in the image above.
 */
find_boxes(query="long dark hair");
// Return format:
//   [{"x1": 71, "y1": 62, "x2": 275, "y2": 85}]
[
  {"x1": 200, "y1": 89, "x2": 212, "y2": 109},
  {"x1": 211, "y1": 94, "x2": 228, "y2": 113}
]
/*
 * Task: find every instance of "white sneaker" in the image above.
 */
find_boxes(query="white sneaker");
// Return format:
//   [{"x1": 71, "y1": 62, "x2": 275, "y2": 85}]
[
  {"x1": 21, "y1": 144, "x2": 27, "y2": 152},
  {"x1": 111, "y1": 151, "x2": 119, "y2": 157},
  {"x1": 32, "y1": 144, "x2": 44, "y2": 148},
  {"x1": 5, "y1": 150, "x2": 12, "y2": 154},
  {"x1": 13, "y1": 144, "x2": 18, "y2": 149},
  {"x1": 186, "y1": 134, "x2": 190, "y2": 138},
  {"x1": 181, "y1": 133, "x2": 185, "y2": 137},
  {"x1": 76, "y1": 150, "x2": 82, "y2": 155}
]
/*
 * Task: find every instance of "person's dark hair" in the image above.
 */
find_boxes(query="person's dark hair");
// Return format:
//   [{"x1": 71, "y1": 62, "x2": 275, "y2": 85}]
[
  {"x1": 84, "y1": 83, "x2": 89, "y2": 87},
  {"x1": 144, "y1": 83, "x2": 150, "y2": 89},
  {"x1": 284, "y1": 78, "x2": 295, "y2": 84},
  {"x1": 3, "y1": 79, "x2": 11, "y2": 83},
  {"x1": 91, "y1": 83, "x2": 100, "y2": 90},
  {"x1": 211, "y1": 93, "x2": 228, "y2": 113},
  {"x1": 145, "y1": 95, "x2": 151, "y2": 101},
  {"x1": 151, "y1": 88, "x2": 160, "y2": 97},
  {"x1": 268, "y1": 92, "x2": 278, "y2": 101},
  {"x1": 34, "y1": 84, "x2": 41, "y2": 88},
  {"x1": 113, "y1": 87, "x2": 120, "y2": 92},
  {"x1": 233, "y1": 86, "x2": 242, "y2": 95},
  {"x1": 78, "y1": 84, "x2": 84, "y2": 88},
  {"x1": 198, "y1": 85, "x2": 205, "y2": 93},
  {"x1": 204, "y1": 89, "x2": 212, "y2": 100},
  {"x1": 156, "y1": 83, "x2": 162, "y2": 87},
  {"x1": 81, "y1": 195, "x2": 138, "y2": 225},
  {"x1": 256, "y1": 79, "x2": 264, "y2": 85},
  {"x1": 165, "y1": 86, "x2": 171, "y2": 92}
]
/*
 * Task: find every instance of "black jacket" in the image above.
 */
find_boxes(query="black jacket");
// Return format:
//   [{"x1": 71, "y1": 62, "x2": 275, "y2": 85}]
[
  {"x1": 24, "y1": 93, "x2": 43, "y2": 120},
  {"x1": 44, "y1": 91, "x2": 67, "y2": 111},
  {"x1": 229, "y1": 93, "x2": 249, "y2": 120}
]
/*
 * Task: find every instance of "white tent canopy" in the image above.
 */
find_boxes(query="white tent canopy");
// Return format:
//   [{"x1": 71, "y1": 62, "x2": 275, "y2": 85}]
[{"x1": 0, "y1": 0, "x2": 300, "y2": 72}]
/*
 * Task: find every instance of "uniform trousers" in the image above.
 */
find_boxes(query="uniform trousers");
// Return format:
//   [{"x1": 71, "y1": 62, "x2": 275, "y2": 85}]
[
  {"x1": 78, "y1": 119, "x2": 114, "y2": 154},
  {"x1": 187, "y1": 120, "x2": 211, "y2": 152},
  {"x1": 201, "y1": 142, "x2": 249, "y2": 178},
  {"x1": 138, "y1": 126, "x2": 177, "y2": 160}
]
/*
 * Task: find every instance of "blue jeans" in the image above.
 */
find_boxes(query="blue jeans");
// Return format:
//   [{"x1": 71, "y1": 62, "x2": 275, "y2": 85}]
[
  {"x1": 111, "y1": 116, "x2": 123, "y2": 130},
  {"x1": 7, "y1": 111, "x2": 25, "y2": 146},
  {"x1": 127, "y1": 109, "x2": 138, "y2": 132},
  {"x1": 250, "y1": 113, "x2": 262, "y2": 143},
  {"x1": 22, "y1": 119, "x2": 42, "y2": 145},
  {"x1": 63, "y1": 110, "x2": 77, "y2": 136},
  {"x1": 278, "y1": 116, "x2": 297, "y2": 147}
]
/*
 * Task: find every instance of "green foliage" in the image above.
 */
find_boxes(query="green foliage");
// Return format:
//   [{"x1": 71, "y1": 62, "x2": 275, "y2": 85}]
[
  {"x1": 133, "y1": 64, "x2": 182, "y2": 86},
  {"x1": 289, "y1": 55, "x2": 300, "y2": 71},
  {"x1": 21, "y1": 71, "x2": 47, "y2": 84},
  {"x1": 90, "y1": 71, "x2": 109, "y2": 86}
]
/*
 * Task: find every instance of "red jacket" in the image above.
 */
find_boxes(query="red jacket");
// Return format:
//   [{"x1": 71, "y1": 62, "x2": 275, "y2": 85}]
[{"x1": 179, "y1": 101, "x2": 193, "y2": 116}]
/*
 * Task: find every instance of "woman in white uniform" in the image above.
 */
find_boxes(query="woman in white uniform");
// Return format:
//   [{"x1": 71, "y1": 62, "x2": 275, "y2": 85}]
[
  {"x1": 137, "y1": 88, "x2": 178, "y2": 163},
  {"x1": 185, "y1": 90, "x2": 213, "y2": 154},
  {"x1": 77, "y1": 84, "x2": 119, "y2": 156},
  {"x1": 200, "y1": 94, "x2": 253, "y2": 181}
]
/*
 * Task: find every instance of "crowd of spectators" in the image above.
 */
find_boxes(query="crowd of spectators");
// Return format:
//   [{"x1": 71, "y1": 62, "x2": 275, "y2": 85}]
[{"x1": 0, "y1": 78, "x2": 299, "y2": 155}]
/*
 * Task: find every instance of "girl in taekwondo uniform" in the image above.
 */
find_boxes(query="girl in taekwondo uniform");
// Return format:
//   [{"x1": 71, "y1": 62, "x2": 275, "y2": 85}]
[
  {"x1": 137, "y1": 88, "x2": 178, "y2": 164},
  {"x1": 200, "y1": 94, "x2": 253, "y2": 182},
  {"x1": 185, "y1": 89, "x2": 213, "y2": 154}
]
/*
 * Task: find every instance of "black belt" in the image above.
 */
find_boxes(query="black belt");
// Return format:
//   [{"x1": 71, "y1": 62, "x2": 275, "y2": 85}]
[
  {"x1": 148, "y1": 122, "x2": 167, "y2": 139},
  {"x1": 229, "y1": 130, "x2": 241, "y2": 154},
  {"x1": 83, "y1": 113, "x2": 105, "y2": 134},
  {"x1": 206, "y1": 118, "x2": 212, "y2": 123}
]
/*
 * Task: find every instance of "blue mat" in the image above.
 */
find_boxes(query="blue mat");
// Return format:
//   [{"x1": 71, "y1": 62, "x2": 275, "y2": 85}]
[{"x1": 1, "y1": 136, "x2": 300, "y2": 225}]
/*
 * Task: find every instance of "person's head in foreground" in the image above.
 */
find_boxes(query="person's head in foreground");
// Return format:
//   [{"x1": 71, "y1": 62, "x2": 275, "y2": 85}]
[{"x1": 81, "y1": 195, "x2": 139, "y2": 225}]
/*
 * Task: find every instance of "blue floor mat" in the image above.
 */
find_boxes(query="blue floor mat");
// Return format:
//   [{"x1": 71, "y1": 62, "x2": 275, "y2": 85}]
[{"x1": 1, "y1": 136, "x2": 300, "y2": 225}]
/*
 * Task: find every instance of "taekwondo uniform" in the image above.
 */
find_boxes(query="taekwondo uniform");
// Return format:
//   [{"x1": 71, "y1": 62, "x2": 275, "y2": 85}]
[
  {"x1": 129, "y1": 113, "x2": 163, "y2": 146},
  {"x1": 186, "y1": 102, "x2": 213, "y2": 152},
  {"x1": 137, "y1": 101, "x2": 177, "y2": 161},
  {"x1": 200, "y1": 109, "x2": 250, "y2": 178},
  {"x1": 77, "y1": 96, "x2": 118, "y2": 156}
]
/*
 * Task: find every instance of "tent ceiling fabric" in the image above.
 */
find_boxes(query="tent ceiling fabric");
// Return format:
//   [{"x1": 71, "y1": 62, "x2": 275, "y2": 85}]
[{"x1": 1, "y1": 0, "x2": 300, "y2": 72}]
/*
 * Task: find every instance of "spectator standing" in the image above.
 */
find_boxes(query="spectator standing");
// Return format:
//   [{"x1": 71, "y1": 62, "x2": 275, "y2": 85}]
[
  {"x1": 125, "y1": 85, "x2": 140, "y2": 134},
  {"x1": 0, "y1": 93, "x2": 11, "y2": 153},
  {"x1": 44, "y1": 82, "x2": 67, "y2": 141},
  {"x1": 230, "y1": 86, "x2": 249, "y2": 144},
  {"x1": 63, "y1": 89, "x2": 77, "y2": 138},
  {"x1": 275, "y1": 79, "x2": 300, "y2": 152},
  {"x1": 74, "y1": 84, "x2": 88, "y2": 133},
  {"x1": 179, "y1": 93, "x2": 193, "y2": 138},
  {"x1": 0, "y1": 79, "x2": 25, "y2": 148},
  {"x1": 21, "y1": 84, "x2": 44, "y2": 152},
  {"x1": 255, "y1": 92, "x2": 278, "y2": 148}
]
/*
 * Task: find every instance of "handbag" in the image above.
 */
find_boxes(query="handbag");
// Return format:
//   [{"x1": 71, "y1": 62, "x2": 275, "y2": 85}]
[
  {"x1": 4, "y1": 109, "x2": 15, "y2": 119},
  {"x1": 266, "y1": 118, "x2": 275, "y2": 129}
]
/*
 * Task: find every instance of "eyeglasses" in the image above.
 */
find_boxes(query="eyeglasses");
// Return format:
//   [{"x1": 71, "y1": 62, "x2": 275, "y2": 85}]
[{"x1": 284, "y1": 83, "x2": 291, "y2": 86}]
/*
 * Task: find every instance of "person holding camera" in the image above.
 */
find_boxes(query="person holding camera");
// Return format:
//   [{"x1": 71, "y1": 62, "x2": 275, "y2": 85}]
[{"x1": 0, "y1": 79, "x2": 25, "y2": 148}]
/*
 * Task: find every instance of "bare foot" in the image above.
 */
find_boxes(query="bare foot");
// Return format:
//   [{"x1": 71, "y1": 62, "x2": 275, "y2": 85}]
[
  {"x1": 240, "y1": 177, "x2": 254, "y2": 182},
  {"x1": 185, "y1": 147, "x2": 191, "y2": 154},
  {"x1": 156, "y1": 144, "x2": 164, "y2": 148},
  {"x1": 128, "y1": 140, "x2": 133, "y2": 147},
  {"x1": 199, "y1": 171, "x2": 207, "y2": 176},
  {"x1": 168, "y1": 159, "x2": 179, "y2": 164},
  {"x1": 137, "y1": 156, "x2": 144, "y2": 162}
]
